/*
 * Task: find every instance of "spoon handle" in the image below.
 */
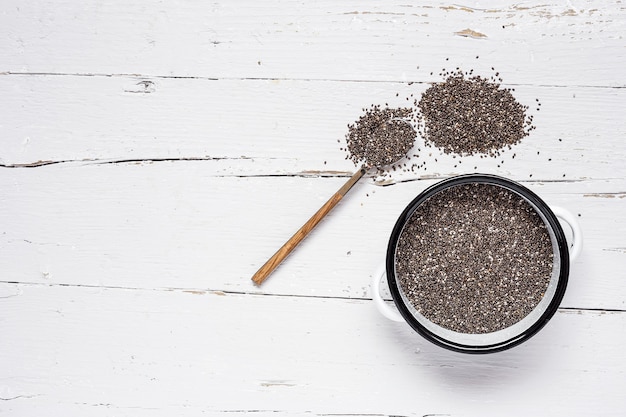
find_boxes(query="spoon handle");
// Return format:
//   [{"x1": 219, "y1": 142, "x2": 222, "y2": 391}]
[{"x1": 251, "y1": 167, "x2": 367, "y2": 285}]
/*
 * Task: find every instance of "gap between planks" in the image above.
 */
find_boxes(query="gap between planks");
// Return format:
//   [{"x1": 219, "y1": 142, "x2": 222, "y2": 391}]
[
  {"x1": 1, "y1": 71, "x2": 625, "y2": 89},
  {"x1": 1, "y1": 280, "x2": 624, "y2": 314},
  {"x1": 0, "y1": 157, "x2": 617, "y2": 184}
]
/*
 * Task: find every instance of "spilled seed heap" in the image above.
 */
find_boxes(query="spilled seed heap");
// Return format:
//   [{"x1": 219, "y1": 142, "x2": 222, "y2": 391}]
[
  {"x1": 344, "y1": 105, "x2": 417, "y2": 169},
  {"x1": 343, "y1": 69, "x2": 536, "y2": 175},
  {"x1": 417, "y1": 70, "x2": 534, "y2": 157},
  {"x1": 395, "y1": 183, "x2": 554, "y2": 334}
]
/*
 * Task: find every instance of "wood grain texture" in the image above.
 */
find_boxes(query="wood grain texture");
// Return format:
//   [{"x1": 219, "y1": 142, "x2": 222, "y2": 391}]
[
  {"x1": 1, "y1": 0, "x2": 625, "y2": 415},
  {"x1": 1, "y1": 165, "x2": 624, "y2": 309},
  {"x1": 1, "y1": 284, "x2": 625, "y2": 416},
  {"x1": 1, "y1": 1, "x2": 624, "y2": 86},
  {"x1": 1, "y1": 76, "x2": 624, "y2": 181}
]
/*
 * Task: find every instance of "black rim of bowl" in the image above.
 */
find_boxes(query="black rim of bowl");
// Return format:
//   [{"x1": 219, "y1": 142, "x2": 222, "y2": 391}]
[{"x1": 386, "y1": 174, "x2": 570, "y2": 354}]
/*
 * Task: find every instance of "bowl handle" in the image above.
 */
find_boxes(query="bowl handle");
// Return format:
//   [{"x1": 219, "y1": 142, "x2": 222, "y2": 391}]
[
  {"x1": 372, "y1": 263, "x2": 404, "y2": 322},
  {"x1": 550, "y1": 206, "x2": 583, "y2": 262}
]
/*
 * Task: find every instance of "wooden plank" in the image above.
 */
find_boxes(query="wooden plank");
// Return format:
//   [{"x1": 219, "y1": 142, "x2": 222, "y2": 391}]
[
  {"x1": 0, "y1": 283, "x2": 624, "y2": 416},
  {"x1": 1, "y1": 76, "x2": 625, "y2": 183},
  {"x1": 1, "y1": 164, "x2": 624, "y2": 309},
  {"x1": 1, "y1": 1, "x2": 624, "y2": 87}
]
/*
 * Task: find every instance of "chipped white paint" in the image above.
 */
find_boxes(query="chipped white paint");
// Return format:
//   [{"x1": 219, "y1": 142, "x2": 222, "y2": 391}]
[{"x1": 1, "y1": 1, "x2": 625, "y2": 415}]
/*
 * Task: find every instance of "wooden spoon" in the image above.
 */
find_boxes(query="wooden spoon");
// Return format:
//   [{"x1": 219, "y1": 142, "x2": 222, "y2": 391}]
[{"x1": 251, "y1": 116, "x2": 415, "y2": 285}]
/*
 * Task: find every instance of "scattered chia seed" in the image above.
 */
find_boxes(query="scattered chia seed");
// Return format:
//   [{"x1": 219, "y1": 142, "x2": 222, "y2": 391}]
[
  {"x1": 395, "y1": 183, "x2": 553, "y2": 334},
  {"x1": 417, "y1": 70, "x2": 534, "y2": 157},
  {"x1": 345, "y1": 105, "x2": 417, "y2": 169}
]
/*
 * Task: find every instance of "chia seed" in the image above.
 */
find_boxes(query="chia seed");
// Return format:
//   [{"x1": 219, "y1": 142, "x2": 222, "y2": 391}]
[
  {"x1": 345, "y1": 105, "x2": 417, "y2": 169},
  {"x1": 417, "y1": 70, "x2": 533, "y2": 157},
  {"x1": 395, "y1": 183, "x2": 553, "y2": 334}
]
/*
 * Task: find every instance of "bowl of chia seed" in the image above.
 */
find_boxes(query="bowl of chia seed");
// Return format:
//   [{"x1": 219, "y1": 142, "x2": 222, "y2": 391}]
[{"x1": 373, "y1": 174, "x2": 582, "y2": 354}]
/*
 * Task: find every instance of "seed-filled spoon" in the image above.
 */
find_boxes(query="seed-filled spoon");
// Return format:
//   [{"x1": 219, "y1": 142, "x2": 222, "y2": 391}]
[{"x1": 251, "y1": 110, "x2": 415, "y2": 285}]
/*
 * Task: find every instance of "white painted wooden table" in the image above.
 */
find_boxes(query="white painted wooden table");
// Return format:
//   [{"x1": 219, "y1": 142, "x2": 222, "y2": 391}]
[{"x1": 1, "y1": 1, "x2": 625, "y2": 415}]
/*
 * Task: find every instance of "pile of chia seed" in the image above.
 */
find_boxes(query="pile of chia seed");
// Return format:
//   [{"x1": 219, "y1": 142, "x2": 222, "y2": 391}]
[
  {"x1": 395, "y1": 183, "x2": 554, "y2": 334},
  {"x1": 344, "y1": 105, "x2": 417, "y2": 169},
  {"x1": 342, "y1": 69, "x2": 536, "y2": 173},
  {"x1": 417, "y1": 70, "x2": 534, "y2": 157}
]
